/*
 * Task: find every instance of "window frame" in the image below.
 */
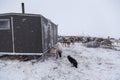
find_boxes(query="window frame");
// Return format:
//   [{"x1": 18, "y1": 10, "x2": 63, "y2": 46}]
[{"x1": 0, "y1": 19, "x2": 10, "y2": 30}]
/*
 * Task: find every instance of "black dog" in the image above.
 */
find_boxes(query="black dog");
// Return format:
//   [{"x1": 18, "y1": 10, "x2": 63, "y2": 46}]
[{"x1": 67, "y1": 55, "x2": 78, "y2": 68}]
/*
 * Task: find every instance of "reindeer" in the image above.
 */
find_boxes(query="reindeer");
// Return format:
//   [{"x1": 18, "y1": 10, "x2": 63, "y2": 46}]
[
  {"x1": 62, "y1": 37, "x2": 71, "y2": 47},
  {"x1": 47, "y1": 43, "x2": 62, "y2": 59},
  {"x1": 69, "y1": 36, "x2": 75, "y2": 45},
  {"x1": 114, "y1": 39, "x2": 120, "y2": 45},
  {"x1": 101, "y1": 39, "x2": 113, "y2": 46}
]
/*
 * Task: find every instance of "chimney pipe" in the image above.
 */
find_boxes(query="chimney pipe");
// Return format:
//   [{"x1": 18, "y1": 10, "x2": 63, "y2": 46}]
[{"x1": 21, "y1": 3, "x2": 25, "y2": 14}]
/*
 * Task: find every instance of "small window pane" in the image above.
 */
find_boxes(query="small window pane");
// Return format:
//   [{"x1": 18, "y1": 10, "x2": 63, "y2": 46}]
[{"x1": 0, "y1": 19, "x2": 10, "y2": 30}]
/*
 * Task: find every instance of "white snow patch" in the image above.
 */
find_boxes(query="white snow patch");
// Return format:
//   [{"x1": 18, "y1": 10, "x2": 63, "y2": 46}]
[{"x1": 0, "y1": 43, "x2": 120, "y2": 80}]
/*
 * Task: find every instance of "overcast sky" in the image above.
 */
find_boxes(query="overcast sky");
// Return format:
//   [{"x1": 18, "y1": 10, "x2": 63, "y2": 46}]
[{"x1": 0, "y1": 0, "x2": 120, "y2": 38}]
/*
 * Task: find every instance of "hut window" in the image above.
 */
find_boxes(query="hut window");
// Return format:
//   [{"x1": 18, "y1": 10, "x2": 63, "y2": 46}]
[{"x1": 0, "y1": 19, "x2": 10, "y2": 30}]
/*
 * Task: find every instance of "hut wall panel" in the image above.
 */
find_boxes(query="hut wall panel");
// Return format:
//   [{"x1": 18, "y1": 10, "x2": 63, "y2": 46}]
[
  {"x1": 13, "y1": 16, "x2": 42, "y2": 53},
  {"x1": 0, "y1": 16, "x2": 13, "y2": 52},
  {"x1": 41, "y1": 17, "x2": 58, "y2": 52}
]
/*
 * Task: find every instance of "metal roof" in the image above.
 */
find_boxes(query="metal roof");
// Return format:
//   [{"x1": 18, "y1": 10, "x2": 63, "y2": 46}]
[
  {"x1": 0, "y1": 13, "x2": 57, "y2": 25},
  {"x1": 0, "y1": 13, "x2": 42, "y2": 17}
]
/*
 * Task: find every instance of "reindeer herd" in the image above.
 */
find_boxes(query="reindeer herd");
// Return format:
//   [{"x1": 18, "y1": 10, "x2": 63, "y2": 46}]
[
  {"x1": 58, "y1": 36, "x2": 120, "y2": 48},
  {"x1": 46, "y1": 36, "x2": 120, "y2": 60}
]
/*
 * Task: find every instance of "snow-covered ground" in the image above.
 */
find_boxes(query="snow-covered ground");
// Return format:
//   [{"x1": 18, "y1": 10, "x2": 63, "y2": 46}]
[{"x1": 0, "y1": 43, "x2": 120, "y2": 80}]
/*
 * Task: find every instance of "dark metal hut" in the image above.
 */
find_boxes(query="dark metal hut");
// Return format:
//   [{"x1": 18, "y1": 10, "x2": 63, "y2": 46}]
[{"x1": 0, "y1": 13, "x2": 58, "y2": 55}]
